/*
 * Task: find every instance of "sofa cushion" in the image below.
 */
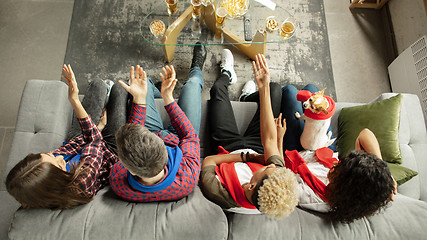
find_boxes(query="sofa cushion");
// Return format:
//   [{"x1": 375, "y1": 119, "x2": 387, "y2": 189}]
[
  {"x1": 337, "y1": 94, "x2": 402, "y2": 164},
  {"x1": 8, "y1": 186, "x2": 228, "y2": 240},
  {"x1": 386, "y1": 162, "x2": 418, "y2": 186},
  {"x1": 227, "y1": 194, "x2": 427, "y2": 240}
]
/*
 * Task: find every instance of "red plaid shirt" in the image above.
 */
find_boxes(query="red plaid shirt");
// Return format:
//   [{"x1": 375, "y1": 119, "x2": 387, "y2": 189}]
[
  {"x1": 109, "y1": 102, "x2": 201, "y2": 202},
  {"x1": 51, "y1": 116, "x2": 118, "y2": 198}
]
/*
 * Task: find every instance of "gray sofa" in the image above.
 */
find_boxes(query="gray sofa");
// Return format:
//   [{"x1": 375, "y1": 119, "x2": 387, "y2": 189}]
[{"x1": 2, "y1": 79, "x2": 427, "y2": 239}]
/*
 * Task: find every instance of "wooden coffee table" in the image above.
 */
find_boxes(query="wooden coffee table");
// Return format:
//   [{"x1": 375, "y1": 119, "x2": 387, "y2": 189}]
[{"x1": 141, "y1": 1, "x2": 295, "y2": 62}]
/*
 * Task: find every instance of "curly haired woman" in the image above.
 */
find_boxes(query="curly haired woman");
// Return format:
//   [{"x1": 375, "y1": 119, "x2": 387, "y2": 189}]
[
  {"x1": 280, "y1": 83, "x2": 397, "y2": 223},
  {"x1": 6, "y1": 64, "x2": 129, "y2": 209}
]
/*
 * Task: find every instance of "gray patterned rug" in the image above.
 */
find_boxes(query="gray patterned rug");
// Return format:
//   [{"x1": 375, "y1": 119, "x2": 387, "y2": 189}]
[{"x1": 64, "y1": 0, "x2": 335, "y2": 100}]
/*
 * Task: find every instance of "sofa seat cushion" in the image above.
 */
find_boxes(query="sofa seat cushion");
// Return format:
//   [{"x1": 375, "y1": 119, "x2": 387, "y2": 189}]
[
  {"x1": 8, "y1": 186, "x2": 228, "y2": 240},
  {"x1": 227, "y1": 194, "x2": 427, "y2": 239}
]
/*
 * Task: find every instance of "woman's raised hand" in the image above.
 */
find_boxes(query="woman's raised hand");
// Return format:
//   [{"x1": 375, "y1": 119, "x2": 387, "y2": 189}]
[
  {"x1": 252, "y1": 54, "x2": 271, "y2": 90},
  {"x1": 119, "y1": 65, "x2": 148, "y2": 105},
  {"x1": 62, "y1": 64, "x2": 79, "y2": 103}
]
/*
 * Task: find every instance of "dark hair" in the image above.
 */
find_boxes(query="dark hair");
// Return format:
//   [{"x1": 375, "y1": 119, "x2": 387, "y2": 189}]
[
  {"x1": 326, "y1": 150, "x2": 394, "y2": 223},
  {"x1": 6, "y1": 153, "x2": 92, "y2": 209},
  {"x1": 115, "y1": 124, "x2": 168, "y2": 178},
  {"x1": 251, "y1": 175, "x2": 270, "y2": 209}
]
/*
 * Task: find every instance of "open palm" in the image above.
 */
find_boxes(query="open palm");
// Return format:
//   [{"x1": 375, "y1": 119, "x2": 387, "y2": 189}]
[
  {"x1": 252, "y1": 54, "x2": 271, "y2": 89},
  {"x1": 119, "y1": 65, "x2": 148, "y2": 104},
  {"x1": 159, "y1": 65, "x2": 177, "y2": 105}
]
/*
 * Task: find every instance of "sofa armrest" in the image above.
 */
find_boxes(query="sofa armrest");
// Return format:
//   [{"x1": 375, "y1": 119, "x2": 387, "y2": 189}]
[{"x1": 3, "y1": 80, "x2": 73, "y2": 189}]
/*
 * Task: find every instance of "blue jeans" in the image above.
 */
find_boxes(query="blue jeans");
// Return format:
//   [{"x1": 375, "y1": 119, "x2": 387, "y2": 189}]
[
  {"x1": 144, "y1": 67, "x2": 203, "y2": 136},
  {"x1": 281, "y1": 84, "x2": 336, "y2": 152}
]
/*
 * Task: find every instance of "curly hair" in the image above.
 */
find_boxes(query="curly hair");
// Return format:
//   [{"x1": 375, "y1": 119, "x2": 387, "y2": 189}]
[
  {"x1": 326, "y1": 150, "x2": 394, "y2": 223},
  {"x1": 252, "y1": 167, "x2": 299, "y2": 219},
  {"x1": 116, "y1": 124, "x2": 168, "y2": 178}
]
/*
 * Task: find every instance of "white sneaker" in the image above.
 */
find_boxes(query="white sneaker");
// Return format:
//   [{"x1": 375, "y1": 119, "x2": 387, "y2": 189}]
[
  {"x1": 239, "y1": 80, "x2": 257, "y2": 101},
  {"x1": 104, "y1": 79, "x2": 115, "y2": 107},
  {"x1": 220, "y1": 49, "x2": 237, "y2": 84},
  {"x1": 104, "y1": 79, "x2": 114, "y2": 98}
]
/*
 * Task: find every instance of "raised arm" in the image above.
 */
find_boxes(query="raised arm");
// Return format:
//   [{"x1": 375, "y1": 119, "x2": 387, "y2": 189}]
[
  {"x1": 355, "y1": 128, "x2": 382, "y2": 159},
  {"x1": 62, "y1": 65, "x2": 104, "y2": 143},
  {"x1": 119, "y1": 65, "x2": 148, "y2": 125},
  {"x1": 355, "y1": 128, "x2": 397, "y2": 199},
  {"x1": 275, "y1": 113, "x2": 286, "y2": 160},
  {"x1": 159, "y1": 65, "x2": 197, "y2": 141},
  {"x1": 252, "y1": 54, "x2": 281, "y2": 160},
  {"x1": 62, "y1": 64, "x2": 88, "y2": 119}
]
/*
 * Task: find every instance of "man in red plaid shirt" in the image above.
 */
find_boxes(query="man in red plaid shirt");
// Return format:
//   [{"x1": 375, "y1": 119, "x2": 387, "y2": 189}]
[{"x1": 109, "y1": 45, "x2": 206, "y2": 202}]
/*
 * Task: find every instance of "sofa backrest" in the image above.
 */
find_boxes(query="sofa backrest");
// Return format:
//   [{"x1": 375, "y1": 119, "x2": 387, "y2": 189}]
[{"x1": 3, "y1": 80, "x2": 73, "y2": 190}]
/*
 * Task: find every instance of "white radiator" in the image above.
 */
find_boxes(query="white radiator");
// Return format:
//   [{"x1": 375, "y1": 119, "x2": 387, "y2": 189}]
[{"x1": 388, "y1": 35, "x2": 427, "y2": 125}]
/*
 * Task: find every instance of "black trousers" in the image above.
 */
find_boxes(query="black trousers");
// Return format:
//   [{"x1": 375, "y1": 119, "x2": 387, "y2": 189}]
[
  {"x1": 67, "y1": 79, "x2": 129, "y2": 154},
  {"x1": 208, "y1": 74, "x2": 282, "y2": 154}
]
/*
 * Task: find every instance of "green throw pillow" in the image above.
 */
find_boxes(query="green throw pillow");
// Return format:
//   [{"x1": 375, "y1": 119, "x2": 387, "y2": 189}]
[
  {"x1": 337, "y1": 94, "x2": 402, "y2": 164},
  {"x1": 386, "y1": 163, "x2": 418, "y2": 186}
]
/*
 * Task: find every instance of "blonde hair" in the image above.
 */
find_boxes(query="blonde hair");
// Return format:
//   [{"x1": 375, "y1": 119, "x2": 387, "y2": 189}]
[{"x1": 257, "y1": 168, "x2": 299, "y2": 219}]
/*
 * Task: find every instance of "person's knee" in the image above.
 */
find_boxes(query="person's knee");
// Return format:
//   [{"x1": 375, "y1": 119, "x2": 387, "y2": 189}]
[
  {"x1": 111, "y1": 82, "x2": 126, "y2": 94},
  {"x1": 108, "y1": 83, "x2": 128, "y2": 104},
  {"x1": 303, "y1": 84, "x2": 318, "y2": 93},
  {"x1": 270, "y1": 82, "x2": 281, "y2": 92},
  {"x1": 210, "y1": 80, "x2": 223, "y2": 95},
  {"x1": 282, "y1": 85, "x2": 298, "y2": 96},
  {"x1": 184, "y1": 77, "x2": 203, "y2": 90},
  {"x1": 89, "y1": 79, "x2": 108, "y2": 93}
]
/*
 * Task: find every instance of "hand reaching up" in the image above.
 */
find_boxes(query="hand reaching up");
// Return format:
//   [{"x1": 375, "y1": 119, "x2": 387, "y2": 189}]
[
  {"x1": 61, "y1": 64, "x2": 79, "y2": 103},
  {"x1": 252, "y1": 54, "x2": 271, "y2": 90},
  {"x1": 119, "y1": 65, "x2": 148, "y2": 105},
  {"x1": 61, "y1": 64, "x2": 88, "y2": 119},
  {"x1": 275, "y1": 113, "x2": 287, "y2": 141},
  {"x1": 159, "y1": 65, "x2": 178, "y2": 105}
]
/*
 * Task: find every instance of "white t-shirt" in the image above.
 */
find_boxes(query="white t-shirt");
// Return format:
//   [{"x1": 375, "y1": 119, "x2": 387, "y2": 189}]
[
  {"x1": 296, "y1": 150, "x2": 338, "y2": 213},
  {"x1": 214, "y1": 149, "x2": 337, "y2": 214},
  {"x1": 215, "y1": 149, "x2": 263, "y2": 214}
]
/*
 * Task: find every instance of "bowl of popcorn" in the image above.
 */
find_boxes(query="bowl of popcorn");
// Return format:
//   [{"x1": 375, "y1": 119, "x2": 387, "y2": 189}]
[
  {"x1": 220, "y1": 0, "x2": 249, "y2": 18},
  {"x1": 265, "y1": 16, "x2": 279, "y2": 33},
  {"x1": 149, "y1": 20, "x2": 166, "y2": 37}
]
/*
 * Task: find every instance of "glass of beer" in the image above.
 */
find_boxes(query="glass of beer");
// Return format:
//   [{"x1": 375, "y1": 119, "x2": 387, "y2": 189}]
[
  {"x1": 165, "y1": 0, "x2": 178, "y2": 15},
  {"x1": 215, "y1": 7, "x2": 227, "y2": 26},
  {"x1": 191, "y1": 0, "x2": 202, "y2": 18},
  {"x1": 280, "y1": 17, "x2": 295, "y2": 39}
]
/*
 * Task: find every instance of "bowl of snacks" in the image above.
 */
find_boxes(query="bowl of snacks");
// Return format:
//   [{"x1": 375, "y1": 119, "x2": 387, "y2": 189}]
[
  {"x1": 265, "y1": 16, "x2": 279, "y2": 33},
  {"x1": 149, "y1": 20, "x2": 166, "y2": 37},
  {"x1": 220, "y1": 0, "x2": 249, "y2": 18}
]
